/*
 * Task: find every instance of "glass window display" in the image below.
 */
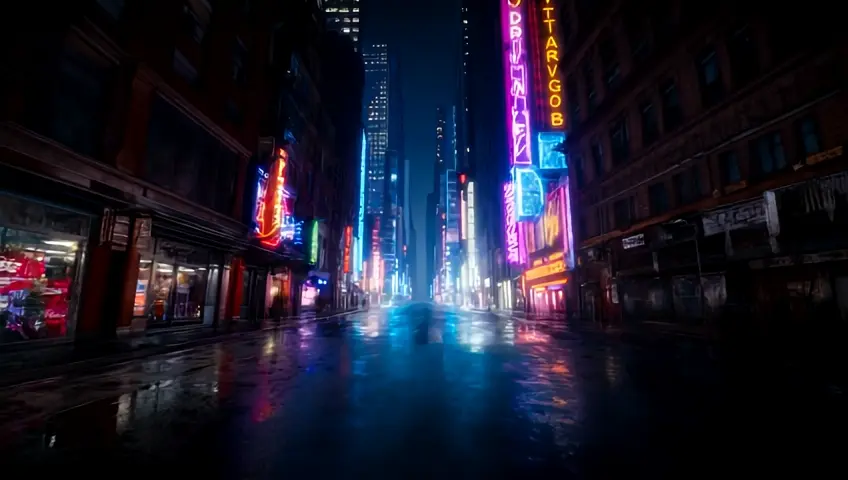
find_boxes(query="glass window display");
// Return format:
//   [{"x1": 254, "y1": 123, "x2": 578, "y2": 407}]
[{"x1": 0, "y1": 228, "x2": 83, "y2": 343}]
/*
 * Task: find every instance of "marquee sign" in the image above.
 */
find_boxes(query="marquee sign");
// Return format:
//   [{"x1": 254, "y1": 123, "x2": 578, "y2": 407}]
[
  {"x1": 254, "y1": 149, "x2": 288, "y2": 248},
  {"x1": 504, "y1": 182, "x2": 520, "y2": 263}
]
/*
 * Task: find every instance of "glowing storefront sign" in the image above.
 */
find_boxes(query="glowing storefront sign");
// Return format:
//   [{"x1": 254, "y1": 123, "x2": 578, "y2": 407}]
[
  {"x1": 525, "y1": 258, "x2": 565, "y2": 281},
  {"x1": 343, "y1": 225, "x2": 352, "y2": 273},
  {"x1": 513, "y1": 167, "x2": 544, "y2": 220},
  {"x1": 540, "y1": 0, "x2": 563, "y2": 127},
  {"x1": 254, "y1": 149, "x2": 287, "y2": 248},
  {"x1": 537, "y1": 131, "x2": 567, "y2": 170},
  {"x1": 504, "y1": 182, "x2": 520, "y2": 263},
  {"x1": 544, "y1": 188, "x2": 562, "y2": 248},
  {"x1": 502, "y1": 0, "x2": 532, "y2": 166},
  {"x1": 309, "y1": 220, "x2": 319, "y2": 264}
]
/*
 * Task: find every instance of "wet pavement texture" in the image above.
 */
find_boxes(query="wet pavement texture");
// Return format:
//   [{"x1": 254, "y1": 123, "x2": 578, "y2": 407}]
[{"x1": 0, "y1": 303, "x2": 844, "y2": 478}]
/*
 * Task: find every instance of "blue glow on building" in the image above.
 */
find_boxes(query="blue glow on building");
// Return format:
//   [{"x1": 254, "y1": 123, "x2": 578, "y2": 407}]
[
  {"x1": 537, "y1": 132, "x2": 567, "y2": 170},
  {"x1": 356, "y1": 129, "x2": 366, "y2": 278},
  {"x1": 512, "y1": 167, "x2": 545, "y2": 221}
]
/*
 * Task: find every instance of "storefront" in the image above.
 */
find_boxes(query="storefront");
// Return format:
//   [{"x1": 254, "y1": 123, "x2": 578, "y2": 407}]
[{"x1": 0, "y1": 192, "x2": 91, "y2": 344}]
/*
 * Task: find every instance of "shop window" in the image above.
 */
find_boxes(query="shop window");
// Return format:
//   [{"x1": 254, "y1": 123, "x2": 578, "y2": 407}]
[
  {"x1": 0, "y1": 226, "x2": 85, "y2": 343},
  {"x1": 133, "y1": 239, "x2": 217, "y2": 325}
]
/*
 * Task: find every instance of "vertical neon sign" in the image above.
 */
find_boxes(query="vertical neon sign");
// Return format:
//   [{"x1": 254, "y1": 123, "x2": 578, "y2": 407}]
[
  {"x1": 343, "y1": 225, "x2": 352, "y2": 273},
  {"x1": 540, "y1": 0, "x2": 563, "y2": 128},
  {"x1": 504, "y1": 182, "x2": 519, "y2": 263},
  {"x1": 502, "y1": 0, "x2": 532, "y2": 166},
  {"x1": 255, "y1": 148, "x2": 287, "y2": 248},
  {"x1": 309, "y1": 220, "x2": 319, "y2": 264}
]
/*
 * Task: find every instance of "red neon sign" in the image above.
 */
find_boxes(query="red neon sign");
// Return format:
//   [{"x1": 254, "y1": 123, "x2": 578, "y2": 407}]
[
  {"x1": 343, "y1": 225, "x2": 352, "y2": 273},
  {"x1": 255, "y1": 149, "x2": 287, "y2": 248}
]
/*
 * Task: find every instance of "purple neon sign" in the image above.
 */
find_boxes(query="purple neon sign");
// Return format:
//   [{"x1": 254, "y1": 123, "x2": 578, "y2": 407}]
[
  {"x1": 504, "y1": 182, "x2": 520, "y2": 263},
  {"x1": 502, "y1": 0, "x2": 532, "y2": 166}
]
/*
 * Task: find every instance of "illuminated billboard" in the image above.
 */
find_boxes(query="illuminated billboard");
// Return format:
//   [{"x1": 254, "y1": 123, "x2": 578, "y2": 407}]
[
  {"x1": 343, "y1": 225, "x2": 352, "y2": 273},
  {"x1": 501, "y1": 0, "x2": 532, "y2": 166},
  {"x1": 513, "y1": 167, "x2": 544, "y2": 220},
  {"x1": 537, "y1": 131, "x2": 567, "y2": 170}
]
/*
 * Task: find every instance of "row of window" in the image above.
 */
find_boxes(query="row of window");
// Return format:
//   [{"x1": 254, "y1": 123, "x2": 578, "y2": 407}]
[
  {"x1": 570, "y1": 20, "x2": 782, "y2": 189},
  {"x1": 579, "y1": 116, "x2": 824, "y2": 238}
]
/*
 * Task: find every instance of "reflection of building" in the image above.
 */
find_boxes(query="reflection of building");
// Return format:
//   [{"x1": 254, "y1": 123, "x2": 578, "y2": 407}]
[{"x1": 562, "y1": 0, "x2": 848, "y2": 334}]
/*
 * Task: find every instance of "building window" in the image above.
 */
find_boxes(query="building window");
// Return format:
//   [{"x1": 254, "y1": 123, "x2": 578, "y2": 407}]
[
  {"x1": 173, "y1": 49, "x2": 198, "y2": 85},
  {"x1": 96, "y1": 0, "x2": 125, "y2": 18},
  {"x1": 183, "y1": 2, "x2": 209, "y2": 43},
  {"x1": 232, "y1": 38, "x2": 248, "y2": 86},
  {"x1": 648, "y1": 182, "x2": 669, "y2": 216},
  {"x1": 590, "y1": 139, "x2": 604, "y2": 180},
  {"x1": 613, "y1": 197, "x2": 635, "y2": 229},
  {"x1": 225, "y1": 99, "x2": 243, "y2": 126},
  {"x1": 625, "y1": 15, "x2": 650, "y2": 64},
  {"x1": 639, "y1": 98, "x2": 659, "y2": 147},
  {"x1": 599, "y1": 36, "x2": 620, "y2": 90},
  {"x1": 583, "y1": 59, "x2": 597, "y2": 114},
  {"x1": 797, "y1": 117, "x2": 822, "y2": 156},
  {"x1": 727, "y1": 24, "x2": 759, "y2": 88},
  {"x1": 660, "y1": 78, "x2": 683, "y2": 132},
  {"x1": 718, "y1": 151, "x2": 742, "y2": 186},
  {"x1": 751, "y1": 132, "x2": 787, "y2": 177},
  {"x1": 609, "y1": 114, "x2": 629, "y2": 166},
  {"x1": 573, "y1": 155, "x2": 586, "y2": 188},
  {"x1": 566, "y1": 75, "x2": 581, "y2": 125},
  {"x1": 673, "y1": 166, "x2": 701, "y2": 206},
  {"x1": 696, "y1": 46, "x2": 724, "y2": 107}
]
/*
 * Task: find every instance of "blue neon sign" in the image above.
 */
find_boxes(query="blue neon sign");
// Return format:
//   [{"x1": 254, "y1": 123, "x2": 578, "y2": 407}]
[
  {"x1": 537, "y1": 132, "x2": 567, "y2": 170},
  {"x1": 512, "y1": 167, "x2": 544, "y2": 221}
]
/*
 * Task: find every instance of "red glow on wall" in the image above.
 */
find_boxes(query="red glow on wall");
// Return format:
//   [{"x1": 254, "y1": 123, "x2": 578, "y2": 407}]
[
  {"x1": 255, "y1": 149, "x2": 288, "y2": 248},
  {"x1": 459, "y1": 173, "x2": 467, "y2": 184}
]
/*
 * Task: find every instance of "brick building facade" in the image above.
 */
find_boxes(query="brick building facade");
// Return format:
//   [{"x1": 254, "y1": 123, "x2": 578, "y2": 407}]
[
  {"x1": 560, "y1": 0, "x2": 848, "y2": 335},
  {"x1": 0, "y1": 0, "x2": 359, "y2": 345}
]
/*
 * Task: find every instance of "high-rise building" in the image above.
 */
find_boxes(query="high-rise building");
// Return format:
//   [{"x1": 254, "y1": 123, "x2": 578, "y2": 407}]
[
  {"x1": 322, "y1": 0, "x2": 361, "y2": 50},
  {"x1": 363, "y1": 44, "x2": 389, "y2": 216}
]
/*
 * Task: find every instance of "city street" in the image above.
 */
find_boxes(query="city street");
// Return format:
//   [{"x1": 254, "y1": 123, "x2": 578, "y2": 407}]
[{"x1": 0, "y1": 304, "x2": 842, "y2": 478}]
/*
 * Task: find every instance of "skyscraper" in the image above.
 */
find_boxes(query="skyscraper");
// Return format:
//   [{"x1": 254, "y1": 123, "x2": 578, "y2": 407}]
[
  {"x1": 363, "y1": 44, "x2": 389, "y2": 216},
  {"x1": 322, "y1": 0, "x2": 361, "y2": 50}
]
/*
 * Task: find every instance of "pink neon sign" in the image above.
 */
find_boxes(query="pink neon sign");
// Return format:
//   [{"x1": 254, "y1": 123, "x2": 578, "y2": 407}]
[
  {"x1": 502, "y1": 0, "x2": 532, "y2": 166},
  {"x1": 504, "y1": 182, "x2": 520, "y2": 263}
]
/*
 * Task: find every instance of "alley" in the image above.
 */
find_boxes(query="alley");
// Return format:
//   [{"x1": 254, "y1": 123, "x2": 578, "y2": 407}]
[{"x1": 0, "y1": 305, "x2": 842, "y2": 478}]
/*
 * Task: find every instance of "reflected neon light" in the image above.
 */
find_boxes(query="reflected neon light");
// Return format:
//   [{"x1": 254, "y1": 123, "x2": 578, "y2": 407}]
[
  {"x1": 502, "y1": 0, "x2": 532, "y2": 166},
  {"x1": 504, "y1": 182, "x2": 519, "y2": 263}
]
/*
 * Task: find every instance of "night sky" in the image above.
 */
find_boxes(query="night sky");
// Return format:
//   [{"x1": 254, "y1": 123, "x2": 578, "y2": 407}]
[{"x1": 362, "y1": 0, "x2": 461, "y2": 297}]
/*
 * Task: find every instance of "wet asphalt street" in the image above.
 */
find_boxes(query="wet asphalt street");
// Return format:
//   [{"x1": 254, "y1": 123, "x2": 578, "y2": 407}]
[{"x1": 0, "y1": 303, "x2": 844, "y2": 479}]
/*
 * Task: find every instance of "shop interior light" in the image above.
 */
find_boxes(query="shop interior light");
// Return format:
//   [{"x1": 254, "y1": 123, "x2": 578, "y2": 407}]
[
  {"x1": 43, "y1": 240, "x2": 77, "y2": 248},
  {"x1": 44, "y1": 250, "x2": 66, "y2": 255}
]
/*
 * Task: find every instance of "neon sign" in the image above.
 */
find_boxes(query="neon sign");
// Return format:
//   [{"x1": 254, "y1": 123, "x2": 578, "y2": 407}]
[
  {"x1": 504, "y1": 182, "x2": 520, "y2": 263},
  {"x1": 544, "y1": 188, "x2": 562, "y2": 248},
  {"x1": 254, "y1": 149, "x2": 287, "y2": 248},
  {"x1": 537, "y1": 131, "x2": 567, "y2": 170},
  {"x1": 502, "y1": 0, "x2": 532, "y2": 166},
  {"x1": 343, "y1": 225, "x2": 352, "y2": 273},
  {"x1": 540, "y1": 0, "x2": 563, "y2": 127},
  {"x1": 309, "y1": 219, "x2": 319, "y2": 264},
  {"x1": 563, "y1": 182, "x2": 575, "y2": 270},
  {"x1": 513, "y1": 167, "x2": 544, "y2": 220}
]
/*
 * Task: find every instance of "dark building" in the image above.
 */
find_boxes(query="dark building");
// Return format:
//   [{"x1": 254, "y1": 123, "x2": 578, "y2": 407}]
[
  {"x1": 0, "y1": 0, "x2": 356, "y2": 346},
  {"x1": 561, "y1": 0, "x2": 848, "y2": 336}
]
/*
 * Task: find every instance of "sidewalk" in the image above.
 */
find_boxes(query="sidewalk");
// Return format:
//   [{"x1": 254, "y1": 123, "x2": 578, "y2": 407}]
[{"x1": 0, "y1": 308, "x2": 360, "y2": 388}]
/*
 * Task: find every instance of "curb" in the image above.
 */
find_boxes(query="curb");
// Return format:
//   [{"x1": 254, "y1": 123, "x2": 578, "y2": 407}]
[{"x1": 0, "y1": 309, "x2": 362, "y2": 389}]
